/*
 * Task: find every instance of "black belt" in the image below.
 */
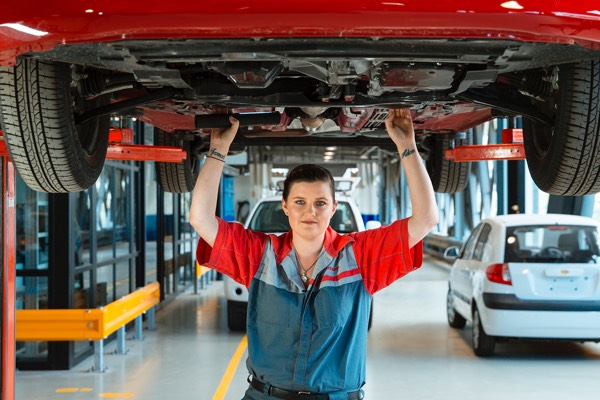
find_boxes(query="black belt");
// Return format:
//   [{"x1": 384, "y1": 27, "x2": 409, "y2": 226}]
[{"x1": 249, "y1": 376, "x2": 364, "y2": 400}]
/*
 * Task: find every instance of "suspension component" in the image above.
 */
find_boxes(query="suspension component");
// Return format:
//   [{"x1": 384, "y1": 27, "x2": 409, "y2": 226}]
[{"x1": 195, "y1": 112, "x2": 282, "y2": 128}]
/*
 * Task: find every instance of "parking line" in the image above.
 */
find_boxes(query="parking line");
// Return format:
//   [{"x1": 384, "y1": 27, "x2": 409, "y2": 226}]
[{"x1": 213, "y1": 335, "x2": 248, "y2": 400}]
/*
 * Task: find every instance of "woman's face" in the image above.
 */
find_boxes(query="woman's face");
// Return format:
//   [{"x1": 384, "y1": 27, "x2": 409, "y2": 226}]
[{"x1": 282, "y1": 181, "x2": 337, "y2": 241}]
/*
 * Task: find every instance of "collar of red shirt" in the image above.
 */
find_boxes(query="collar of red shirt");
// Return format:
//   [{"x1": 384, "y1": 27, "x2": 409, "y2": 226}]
[{"x1": 273, "y1": 226, "x2": 355, "y2": 265}]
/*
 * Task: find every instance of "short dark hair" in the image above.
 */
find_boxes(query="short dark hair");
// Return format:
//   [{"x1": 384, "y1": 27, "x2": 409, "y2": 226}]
[{"x1": 283, "y1": 164, "x2": 336, "y2": 202}]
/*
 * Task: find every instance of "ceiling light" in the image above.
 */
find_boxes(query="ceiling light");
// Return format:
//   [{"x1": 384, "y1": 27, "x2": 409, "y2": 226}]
[{"x1": 501, "y1": 1, "x2": 524, "y2": 10}]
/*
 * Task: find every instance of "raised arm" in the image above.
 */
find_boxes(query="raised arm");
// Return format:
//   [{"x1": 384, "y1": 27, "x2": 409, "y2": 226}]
[
  {"x1": 385, "y1": 109, "x2": 438, "y2": 248},
  {"x1": 189, "y1": 117, "x2": 239, "y2": 246}
]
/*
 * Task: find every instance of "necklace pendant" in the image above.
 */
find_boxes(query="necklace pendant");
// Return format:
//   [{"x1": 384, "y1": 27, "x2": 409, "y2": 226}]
[{"x1": 301, "y1": 275, "x2": 308, "y2": 283}]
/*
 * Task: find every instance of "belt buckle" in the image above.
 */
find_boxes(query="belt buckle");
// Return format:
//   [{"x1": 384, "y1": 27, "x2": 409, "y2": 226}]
[{"x1": 298, "y1": 391, "x2": 312, "y2": 395}]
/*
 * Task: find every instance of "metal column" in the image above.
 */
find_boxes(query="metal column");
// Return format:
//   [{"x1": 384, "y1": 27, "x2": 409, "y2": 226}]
[
  {"x1": 495, "y1": 120, "x2": 509, "y2": 215},
  {"x1": 453, "y1": 191, "x2": 466, "y2": 241},
  {"x1": 1, "y1": 159, "x2": 16, "y2": 400},
  {"x1": 473, "y1": 125, "x2": 492, "y2": 220},
  {"x1": 547, "y1": 195, "x2": 596, "y2": 216}
]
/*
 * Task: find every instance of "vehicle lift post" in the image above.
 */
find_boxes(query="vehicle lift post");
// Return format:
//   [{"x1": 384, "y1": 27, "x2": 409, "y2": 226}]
[{"x1": 1, "y1": 151, "x2": 16, "y2": 400}]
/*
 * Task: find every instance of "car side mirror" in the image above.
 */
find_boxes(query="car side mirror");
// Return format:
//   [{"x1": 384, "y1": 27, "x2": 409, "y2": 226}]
[
  {"x1": 444, "y1": 246, "x2": 460, "y2": 260},
  {"x1": 365, "y1": 220, "x2": 382, "y2": 230}
]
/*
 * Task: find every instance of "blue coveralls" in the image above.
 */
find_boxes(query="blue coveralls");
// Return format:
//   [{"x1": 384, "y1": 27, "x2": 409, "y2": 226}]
[{"x1": 196, "y1": 217, "x2": 422, "y2": 399}]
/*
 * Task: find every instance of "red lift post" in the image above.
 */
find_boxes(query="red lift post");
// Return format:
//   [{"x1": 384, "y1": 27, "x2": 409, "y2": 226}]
[{"x1": 1, "y1": 154, "x2": 16, "y2": 400}]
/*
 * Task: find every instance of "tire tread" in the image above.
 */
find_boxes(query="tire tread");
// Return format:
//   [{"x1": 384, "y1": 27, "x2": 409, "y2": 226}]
[
  {"x1": 0, "y1": 60, "x2": 109, "y2": 192},
  {"x1": 524, "y1": 61, "x2": 600, "y2": 195},
  {"x1": 154, "y1": 128, "x2": 198, "y2": 193}
]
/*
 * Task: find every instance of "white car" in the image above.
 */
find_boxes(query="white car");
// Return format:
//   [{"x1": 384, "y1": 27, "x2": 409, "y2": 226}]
[
  {"x1": 224, "y1": 190, "x2": 379, "y2": 331},
  {"x1": 445, "y1": 213, "x2": 600, "y2": 357}
]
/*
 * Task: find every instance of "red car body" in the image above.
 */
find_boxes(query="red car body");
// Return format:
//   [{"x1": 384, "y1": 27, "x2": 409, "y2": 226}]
[
  {"x1": 2, "y1": 2, "x2": 600, "y2": 59},
  {"x1": 1, "y1": 1, "x2": 600, "y2": 195}
]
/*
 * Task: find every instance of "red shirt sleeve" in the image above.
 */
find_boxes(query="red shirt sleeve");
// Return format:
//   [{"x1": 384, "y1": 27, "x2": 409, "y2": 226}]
[
  {"x1": 350, "y1": 218, "x2": 423, "y2": 295},
  {"x1": 195, "y1": 218, "x2": 267, "y2": 288}
]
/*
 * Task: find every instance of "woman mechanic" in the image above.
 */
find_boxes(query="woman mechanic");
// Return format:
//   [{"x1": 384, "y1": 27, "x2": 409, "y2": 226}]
[{"x1": 190, "y1": 108, "x2": 438, "y2": 400}]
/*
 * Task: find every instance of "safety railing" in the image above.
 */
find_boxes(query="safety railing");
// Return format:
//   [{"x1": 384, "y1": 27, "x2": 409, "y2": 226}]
[
  {"x1": 16, "y1": 281, "x2": 160, "y2": 372},
  {"x1": 423, "y1": 233, "x2": 463, "y2": 260},
  {"x1": 194, "y1": 261, "x2": 217, "y2": 294}
]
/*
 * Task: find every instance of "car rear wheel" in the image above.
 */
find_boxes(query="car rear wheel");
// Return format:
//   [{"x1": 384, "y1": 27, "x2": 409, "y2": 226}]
[
  {"x1": 154, "y1": 128, "x2": 200, "y2": 193},
  {"x1": 446, "y1": 289, "x2": 466, "y2": 329},
  {"x1": 227, "y1": 300, "x2": 247, "y2": 332},
  {"x1": 0, "y1": 59, "x2": 110, "y2": 192},
  {"x1": 472, "y1": 307, "x2": 495, "y2": 357},
  {"x1": 523, "y1": 61, "x2": 600, "y2": 195},
  {"x1": 425, "y1": 134, "x2": 471, "y2": 193}
]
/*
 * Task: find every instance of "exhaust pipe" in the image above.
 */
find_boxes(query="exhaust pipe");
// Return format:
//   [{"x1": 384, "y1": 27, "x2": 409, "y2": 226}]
[{"x1": 195, "y1": 112, "x2": 282, "y2": 129}]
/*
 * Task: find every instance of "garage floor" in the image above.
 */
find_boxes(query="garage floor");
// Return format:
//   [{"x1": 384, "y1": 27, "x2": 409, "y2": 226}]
[{"x1": 15, "y1": 256, "x2": 600, "y2": 400}]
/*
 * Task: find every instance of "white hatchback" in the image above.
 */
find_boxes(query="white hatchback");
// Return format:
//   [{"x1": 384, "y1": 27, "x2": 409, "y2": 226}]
[
  {"x1": 445, "y1": 213, "x2": 600, "y2": 356},
  {"x1": 224, "y1": 191, "x2": 379, "y2": 331}
]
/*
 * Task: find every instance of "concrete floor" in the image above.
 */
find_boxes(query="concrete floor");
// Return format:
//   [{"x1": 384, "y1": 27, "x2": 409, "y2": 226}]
[{"x1": 15, "y1": 256, "x2": 600, "y2": 400}]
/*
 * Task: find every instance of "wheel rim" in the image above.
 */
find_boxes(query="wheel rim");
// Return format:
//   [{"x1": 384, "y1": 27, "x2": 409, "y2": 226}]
[
  {"x1": 526, "y1": 68, "x2": 560, "y2": 160},
  {"x1": 529, "y1": 123, "x2": 553, "y2": 159},
  {"x1": 79, "y1": 119, "x2": 102, "y2": 155},
  {"x1": 70, "y1": 68, "x2": 108, "y2": 157},
  {"x1": 190, "y1": 149, "x2": 200, "y2": 175},
  {"x1": 74, "y1": 95, "x2": 104, "y2": 156}
]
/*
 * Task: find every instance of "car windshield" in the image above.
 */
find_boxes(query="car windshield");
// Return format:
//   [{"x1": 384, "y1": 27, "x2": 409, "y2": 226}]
[
  {"x1": 504, "y1": 225, "x2": 600, "y2": 263},
  {"x1": 248, "y1": 200, "x2": 359, "y2": 233}
]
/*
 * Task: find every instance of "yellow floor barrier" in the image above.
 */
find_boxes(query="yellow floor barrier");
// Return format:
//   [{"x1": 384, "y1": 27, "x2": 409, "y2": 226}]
[
  {"x1": 196, "y1": 261, "x2": 216, "y2": 293},
  {"x1": 16, "y1": 282, "x2": 160, "y2": 371}
]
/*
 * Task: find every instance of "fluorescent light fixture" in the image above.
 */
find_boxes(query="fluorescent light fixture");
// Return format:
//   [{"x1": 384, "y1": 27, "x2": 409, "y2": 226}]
[{"x1": 553, "y1": 11, "x2": 600, "y2": 20}]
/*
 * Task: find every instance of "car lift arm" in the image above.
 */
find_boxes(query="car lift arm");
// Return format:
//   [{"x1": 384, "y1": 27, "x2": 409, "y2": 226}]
[{"x1": 445, "y1": 129, "x2": 525, "y2": 162}]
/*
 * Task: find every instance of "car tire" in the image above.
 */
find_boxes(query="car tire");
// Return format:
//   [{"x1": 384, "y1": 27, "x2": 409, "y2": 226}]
[
  {"x1": 522, "y1": 61, "x2": 600, "y2": 195},
  {"x1": 0, "y1": 59, "x2": 110, "y2": 192},
  {"x1": 154, "y1": 128, "x2": 200, "y2": 193},
  {"x1": 227, "y1": 300, "x2": 247, "y2": 332},
  {"x1": 446, "y1": 289, "x2": 466, "y2": 329},
  {"x1": 426, "y1": 134, "x2": 471, "y2": 193},
  {"x1": 472, "y1": 306, "x2": 495, "y2": 357}
]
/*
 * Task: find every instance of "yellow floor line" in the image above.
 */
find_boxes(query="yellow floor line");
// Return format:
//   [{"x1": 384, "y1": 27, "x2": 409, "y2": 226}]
[{"x1": 212, "y1": 335, "x2": 248, "y2": 400}]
